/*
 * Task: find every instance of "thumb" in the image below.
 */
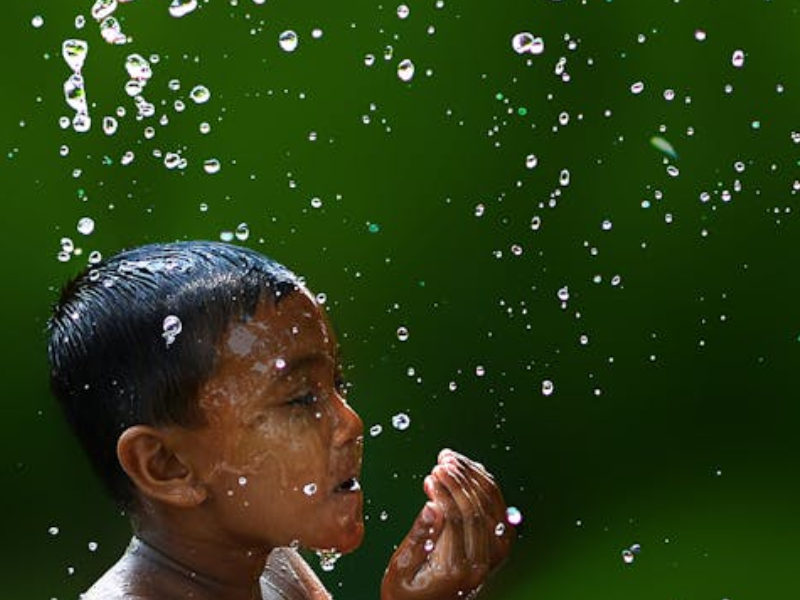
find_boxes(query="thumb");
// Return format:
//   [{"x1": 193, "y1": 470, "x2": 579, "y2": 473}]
[{"x1": 391, "y1": 501, "x2": 443, "y2": 575}]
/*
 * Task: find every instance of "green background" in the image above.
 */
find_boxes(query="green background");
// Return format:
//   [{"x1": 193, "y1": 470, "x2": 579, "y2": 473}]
[{"x1": 2, "y1": 0, "x2": 799, "y2": 598}]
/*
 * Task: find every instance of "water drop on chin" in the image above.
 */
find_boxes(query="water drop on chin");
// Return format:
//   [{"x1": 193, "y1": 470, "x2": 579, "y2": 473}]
[{"x1": 315, "y1": 549, "x2": 341, "y2": 572}]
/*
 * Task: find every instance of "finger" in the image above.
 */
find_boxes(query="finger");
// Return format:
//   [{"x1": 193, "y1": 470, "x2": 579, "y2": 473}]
[
  {"x1": 444, "y1": 450, "x2": 508, "y2": 524},
  {"x1": 429, "y1": 464, "x2": 467, "y2": 568},
  {"x1": 437, "y1": 459, "x2": 489, "y2": 569},
  {"x1": 435, "y1": 462, "x2": 490, "y2": 571},
  {"x1": 440, "y1": 450, "x2": 514, "y2": 568},
  {"x1": 391, "y1": 498, "x2": 443, "y2": 577}
]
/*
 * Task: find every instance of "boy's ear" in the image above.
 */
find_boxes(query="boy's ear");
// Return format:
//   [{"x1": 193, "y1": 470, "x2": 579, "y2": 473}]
[{"x1": 117, "y1": 425, "x2": 208, "y2": 508}]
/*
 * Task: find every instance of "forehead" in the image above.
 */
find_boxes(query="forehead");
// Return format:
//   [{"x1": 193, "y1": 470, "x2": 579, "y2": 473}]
[{"x1": 221, "y1": 288, "x2": 335, "y2": 362}]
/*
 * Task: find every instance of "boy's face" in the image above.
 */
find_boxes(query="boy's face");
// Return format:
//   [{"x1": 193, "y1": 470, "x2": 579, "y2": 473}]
[{"x1": 177, "y1": 288, "x2": 364, "y2": 553}]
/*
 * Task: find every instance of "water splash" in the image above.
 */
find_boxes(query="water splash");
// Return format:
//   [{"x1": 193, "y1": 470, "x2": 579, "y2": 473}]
[{"x1": 315, "y1": 549, "x2": 341, "y2": 572}]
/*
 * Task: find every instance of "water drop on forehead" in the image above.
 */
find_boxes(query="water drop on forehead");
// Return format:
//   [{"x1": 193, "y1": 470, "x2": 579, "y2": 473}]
[{"x1": 279, "y1": 30, "x2": 299, "y2": 52}]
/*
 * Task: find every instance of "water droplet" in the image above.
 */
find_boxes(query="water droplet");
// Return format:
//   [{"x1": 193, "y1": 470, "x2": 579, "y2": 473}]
[
  {"x1": 559, "y1": 169, "x2": 571, "y2": 186},
  {"x1": 506, "y1": 506, "x2": 523, "y2": 526},
  {"x1": 731, "y1": 49, "x2": 745, "y2": 68},
  {"x1": 512, "y1": 32, "x2": 544, "y2": 55},
  {"x1": 424, "y1": 539, "x2": 435, "y2": 551},
  {"x1": 162, "y1": 315, "x2": 183, "y2": 347},
  {"x1": 396, "y1": 326, "x2": 409, "y2": 341},
  {"x1": 235, "y1": 223, "x2": 250, "y2": 241},
  {"x1": 199, "y1": 121, "x2": 211, "y2": 134},
  {"x1": 279, "y1": 30, "x2": 299, "y2": 52},
  {"x1": 397, "y1": 59, "x2": 415, "y2": 82},
  {"x1": 88, "y1": 541, "x2": 99, "y2": 552},
  {"x1": 48, "y1": 526, "x2": 60, "y2": 536},
  {"x1": 190, "y1": 85, "x2": 211, "y2": 104},
  {"x1": 316, "y1": 549, "x2": 341, "y2": 572},
  {"x1": 557, "y1": 286, "x2": 570, "y2": 302},
  {"x1": 311, "y1": 28, "x2": 323, "y2": 39},
  {"x1": 531, "y1": 216, "x2": 542, "y2": 231},
  {"x1": 75, "y1": 15, "x2": 86, "y2": 29},
  {"x1": 63, "y1": 74, "x2": 88, "y2": 113},
  {"x1": 121, "y1": 151, "x2": 135, "y2": 165},
  {"x1": 77, "y1": 217, "x2": 95, "y2": 235},
  {"x1": 541, "y1": 379, "x2": 555, "y2": 396},
  {"x1": 630, "y1": 81, "x2": 645, "y2": 95},
  {"x1": 650, "y1": 136, "x2": 677, "y2": 159},
  {"x1": 694, "y1": 29, "x2": 706, "y2": 41},
  {"x1": 31, "y1": 15, "x2": 45, "y2": 29},
  {"x1": 601, "y1": 219, "x2": 613, "y2": 231},
  {"x1": 622, "y1": 549, "x2": 635, "y2": 564},
  {"x1": 169, "y1": 0, "x2": 198, "y2": 18},
  {"x1": 99, "y1": 16, "x2": 127, "y2": 45},
  {"x1": 364, "y1": 53, "x2": 376, "y2": 67},
  {"x1": 369, "y1": 424, "x2": 383, "y2": 437},
  {"x1": 125, "y1": 53, "x2": 152, "y2": 81},
  {"x1": 102, "y1": 116, "x2": 118, "y2": 135},
  {"x1": 203, "y1": 158, "x2": 221, "y2": 174},
  {"x1": 91, "y1": 0, "x2": 117, "y2": 21},
  {"x1": 88, "y1": 250, "x2": 103, "y2": 264},
  {"x1": 666, "y1": 165, "x2": 680, "y2": 178},
  {"x1": 630, "y1": 543, "x2": 642, "y2": 554},
  {"x1": 62, "y1": 39, "x2": 89, "y2": 72},
  {"x1": 392, "y1": 412, "x2": 411, "y2": 430},
  {"x1": 164, "y1": 152, "x2": 182, "y2": 170},
  {"x1": 525, "y1": 154, "x2": 538, "y2": 169},
  {"x1": 379, "y1": 510, "x2": 389, "y2": 521},
  {"x1": 475, "y1": 365, "x2": 486, "y2": 377},
  {"x1": 303, "y1": 483, "x2": 318, "y2": 496},
  {"x1": 494, "y1": 523, "x2": 506, "y2": 536},
  {"x1": 397, "y1": 4, "x2": 410, "y2": 19}
]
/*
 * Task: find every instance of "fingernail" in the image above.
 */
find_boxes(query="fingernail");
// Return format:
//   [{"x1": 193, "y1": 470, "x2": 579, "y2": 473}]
[{"x1": 422, "y1": 503, "x2": 436, "y2": 524}]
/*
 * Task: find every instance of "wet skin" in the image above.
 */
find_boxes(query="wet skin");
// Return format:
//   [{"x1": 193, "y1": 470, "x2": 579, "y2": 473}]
[{"x1": 82, "y1": 288, "x2": 512, "y2": 600}]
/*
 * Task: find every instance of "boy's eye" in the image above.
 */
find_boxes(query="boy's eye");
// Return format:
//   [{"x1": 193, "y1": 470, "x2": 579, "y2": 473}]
[{"x1": 288, "y1": 392, "x2": 317, "y2": 407}]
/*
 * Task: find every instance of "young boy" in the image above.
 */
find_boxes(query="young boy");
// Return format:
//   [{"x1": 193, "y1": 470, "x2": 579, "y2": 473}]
[{"x1": 47, "y1": 241, "x2": 513, "y2": 600}]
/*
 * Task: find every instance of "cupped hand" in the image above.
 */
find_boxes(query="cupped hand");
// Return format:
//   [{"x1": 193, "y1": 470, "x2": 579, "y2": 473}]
[{"x1": 381, "y1": 449, "x2": 514, "y2": 600}]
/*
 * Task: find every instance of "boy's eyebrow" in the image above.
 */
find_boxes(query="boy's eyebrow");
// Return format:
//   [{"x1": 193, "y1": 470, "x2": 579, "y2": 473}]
[{"x1": 274, "y1": 352, "x2": 335, "y2": 379}]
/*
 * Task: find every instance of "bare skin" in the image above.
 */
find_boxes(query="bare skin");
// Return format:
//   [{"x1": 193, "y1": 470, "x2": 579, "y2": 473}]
[{"x1": 81, "y1": 289, "x2": 512, "y2": 600}]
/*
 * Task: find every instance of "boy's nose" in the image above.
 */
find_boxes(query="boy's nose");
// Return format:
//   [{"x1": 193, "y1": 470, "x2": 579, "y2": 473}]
[{"x1": 332, "y1": 394, "x2": 363, "y2": 446}]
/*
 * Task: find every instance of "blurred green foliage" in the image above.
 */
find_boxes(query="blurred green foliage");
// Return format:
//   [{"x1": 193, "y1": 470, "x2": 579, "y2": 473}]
[{"x1": 3, "y1": 0, "x2": 799, "y2": 599}]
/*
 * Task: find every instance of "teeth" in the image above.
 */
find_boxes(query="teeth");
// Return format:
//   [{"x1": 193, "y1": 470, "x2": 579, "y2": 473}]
[{"x1": 339, "y1": 478, "x2": 361, "y2": 492}]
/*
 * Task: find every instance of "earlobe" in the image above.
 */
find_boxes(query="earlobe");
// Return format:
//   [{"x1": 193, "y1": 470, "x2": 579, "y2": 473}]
[{"x1": 117, "y1": 425, "x2": 208, "y2": 508}]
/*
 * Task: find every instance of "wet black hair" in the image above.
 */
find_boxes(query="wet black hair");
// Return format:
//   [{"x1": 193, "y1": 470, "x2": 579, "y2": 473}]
[{"x1": 47, "y1": 241, "x2": 300, "y2": 509}]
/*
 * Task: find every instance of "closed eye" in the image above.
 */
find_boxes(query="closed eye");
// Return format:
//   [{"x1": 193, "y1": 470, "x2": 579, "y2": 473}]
[{"x1": 288, "y1": 392, "x2": 317, "y2": 407}]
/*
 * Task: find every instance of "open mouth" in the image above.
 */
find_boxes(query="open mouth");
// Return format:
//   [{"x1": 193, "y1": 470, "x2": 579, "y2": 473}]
[{"x1": 335, "y1": 477, "x2": 361, "y2": 493}]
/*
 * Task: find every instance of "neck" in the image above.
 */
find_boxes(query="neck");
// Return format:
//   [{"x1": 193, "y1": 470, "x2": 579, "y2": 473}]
[{"x1": 131, "y1": 524, "x2": 271, "y2": 600}]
